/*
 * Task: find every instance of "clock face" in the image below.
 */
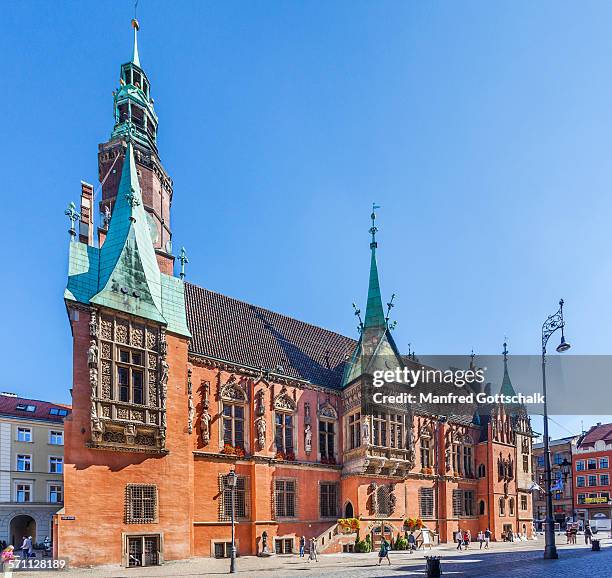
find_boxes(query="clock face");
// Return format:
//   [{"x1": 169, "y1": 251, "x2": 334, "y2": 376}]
[{"x1": 146, "y1": 212, "x2": 159, "y2": 244}]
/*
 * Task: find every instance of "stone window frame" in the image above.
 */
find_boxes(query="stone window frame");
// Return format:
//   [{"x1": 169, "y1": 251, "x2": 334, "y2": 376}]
[
  {"x1": 218, "y1": 382, "x2": 249, "y2": 452},
  {"x1": 452, "y1": 489, "x2": 475, "y2": 517},
  {"x1": 98, "y1": 312, "x2": 162, "y2": 422},
  {"x1": 347, "y1": 411, "x2": 361, "y2": 450},
  {"x1": 125, "y1": 484, "x2": 158, "y2": 524},
  {"x1": 273, "y1": 477, "x2": 297, "y2": 519},
  {"x1": 509, "y1": 497, "x2": 515, "y2": 516},
  {"x1": 499, "y1": 497, "x2": 505, "y2": 516},
  {"x1": 273, "y1": 394, "x2": 297, "y2": 456},
  {"x1": 419, "y1": 426, "x2": 433, "y2": 470},
  {"x1": 520, "y1": 494, "x2": 528, "y2": 511},
  {"x1": 318, "y1": 402, "x2": 338, "y2": 461}
]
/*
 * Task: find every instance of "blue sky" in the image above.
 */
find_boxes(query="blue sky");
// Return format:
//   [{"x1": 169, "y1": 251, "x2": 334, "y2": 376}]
[{"x1": 1, "y1": 1, "x2": 611, "y2": 438}]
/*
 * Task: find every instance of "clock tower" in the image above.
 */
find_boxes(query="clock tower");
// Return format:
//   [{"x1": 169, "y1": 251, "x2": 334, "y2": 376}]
[{"x1": 97, "y1": 19, "x2": 174, "y2": 274}]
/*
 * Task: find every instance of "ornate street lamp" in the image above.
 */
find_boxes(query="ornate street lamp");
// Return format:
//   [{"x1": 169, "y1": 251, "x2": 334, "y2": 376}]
[
  {"x1": 227, "y1": 469, "x2": 238, "y2": 573},
  {"x1": 541, "y1": 299, "x2": 571, "y2": 560}
]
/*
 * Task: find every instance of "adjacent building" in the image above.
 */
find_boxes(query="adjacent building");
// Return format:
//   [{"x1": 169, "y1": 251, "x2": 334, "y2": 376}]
[
  {"x1": 532, "y1": 436, "x2": 577, "y2": 530},
  {"x1": 56, "y1": 20, "x2": 536, "y2": 568},
  {"x1": 0, "y1": 393, "x2": 69, "y2": 547},
  {"x1": 573, "y1": 423, "x2": 612, "y2": 527}
]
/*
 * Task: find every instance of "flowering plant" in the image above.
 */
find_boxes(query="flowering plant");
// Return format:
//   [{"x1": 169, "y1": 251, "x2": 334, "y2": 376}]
[
  {"x1": 221, "y1": 443, "x2": 245, "y2": 458},
  {"x1": 275, "y1": 450, "x2": 296, "y2": 461},
  {"x1": 321, "y1": 455, "x2": 337, "y2": 465},
  {"x1": 337, "y1": 517, "x2": 360, "y2": 531},
  {"x1": 404, "y1": 517, "x2": 425, "y2": 531}
]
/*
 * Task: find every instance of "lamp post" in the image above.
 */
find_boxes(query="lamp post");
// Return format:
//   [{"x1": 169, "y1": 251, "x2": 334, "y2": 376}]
[
  {"x1": 541, "y1": 299, "x2": 571, "y2": 560},
  {"x1": 227, "y1": 469, "x2": 237, "y2": 573}
]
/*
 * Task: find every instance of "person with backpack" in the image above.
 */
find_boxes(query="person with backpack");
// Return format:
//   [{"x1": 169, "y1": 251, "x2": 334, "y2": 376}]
[{"x1": 377, "y1": 538, "x2": 391, "y2": 565}]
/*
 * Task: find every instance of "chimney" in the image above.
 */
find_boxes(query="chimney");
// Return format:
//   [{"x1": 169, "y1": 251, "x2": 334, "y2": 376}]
[{"x1": 79, "y1": 182, "x2": 94, "y2": 245}]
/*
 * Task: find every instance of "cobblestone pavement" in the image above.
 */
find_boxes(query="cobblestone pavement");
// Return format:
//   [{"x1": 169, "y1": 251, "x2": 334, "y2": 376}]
[{"x1": 9, "y1": 537, "x2": 612, "y2": 577}]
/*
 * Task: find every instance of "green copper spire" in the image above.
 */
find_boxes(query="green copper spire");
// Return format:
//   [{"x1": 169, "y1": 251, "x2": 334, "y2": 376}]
[
  {"x1": 364, "y1": 204, "x2": 386, "y2": 328},
  {"x1": 341, "y1": 205, "x2": 403, "y2": 387},
  {"x1": 131, "y1": 18, "x2": 140, "y2": 67},
  {"x1": 90, "y1": 137, "x2": 165, "y2": 322},
  {"x1": 499, "y1": 341, "x2": 517, "y2": 397}
]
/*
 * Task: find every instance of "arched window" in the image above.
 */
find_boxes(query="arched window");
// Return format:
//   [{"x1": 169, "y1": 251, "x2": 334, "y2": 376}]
[
  {"x1": 509, "y1": 498, "x2": 515, "y2": 516},
  {"x1": 220, "y1": 381, "x2": 248, "y2": 451},
  {"x1": 345, "y1": 501, "x2": 354, "y2": 518},
  {"x1": 499, "y1": 497, "x2": 505, "y2": 516},
  {"x1": 274, "y1": 392, "x2": 297, "y2": 457},
  {"x1": 318, "y1": 403, "x2": 338, "y2": 462},
  {"x1": 479, "y1": 500, "x2": 485, "y2": 515},
  {"x1": 477, "y1": 464, "x2": 486, "y2": 478}
]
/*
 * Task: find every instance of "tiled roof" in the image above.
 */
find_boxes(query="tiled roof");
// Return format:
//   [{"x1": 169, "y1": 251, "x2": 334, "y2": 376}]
[
  {"x1": 185, "y1": 283, "x2": 357, "y2": 390},
  {"x1": 0, "y1": 394, "x2": 71, "y2": 423},
  {"x1": 579, "y1": 423, "x2": 612, "y2": 447}
]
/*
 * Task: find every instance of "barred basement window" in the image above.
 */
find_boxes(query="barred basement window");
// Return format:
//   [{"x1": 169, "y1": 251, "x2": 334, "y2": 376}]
[
  {"x1": 219, "y1": 474, "x2": 249, "y2": 521},
  {"x1": 452, "y1": 490, "x2": 462, "y2": 517},
  {"x1": 320, "y1": 483, "x2": 338, "y2": 518},
  {"x1": 274, "y1": 479, "x2": 296, "y2": 518},
  {"x1": 419, "y1": 487, "x2": 434, "y2": 518},
  {"x1": 125, "y1": 484, "x2": 157, "y2": 523}
]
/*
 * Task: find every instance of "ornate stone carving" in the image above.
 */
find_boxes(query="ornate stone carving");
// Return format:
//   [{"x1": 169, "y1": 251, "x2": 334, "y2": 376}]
[
  {"x1": 116, "y1": 319, "x2": 128, "y2": 344},
  {"x1": 369, "y1": 482, "x2": 378, "y2": 515},
  {"x1": 160, "y1": 359, "x2": 169, "y2": 406},
  {"x1": 100, "y1": 317, "x2": 112, "y2": 340},
  {"x1": 388, "y1": 484, "x2": 397, "y2": 513},
  {"x1": 318, "y1": 401, "x2": 338, "y2": 419},
  {"x1": 274, "y1": 392, "x2": 296, "y2": 412},
  {"x1": 89, "y1": 310, "x2": 99, "y2": 338},
  {"x1": 124, "y1": 423, "x2": 137, "y2": 444},
  {"x1": 146, "y1": 327, "x2": 158, "y2": 351},
  {"x1": 255, "y1": 389, "x2": 265, "y2": 417},
  {"x1": 256, "y1": 416, "x2": 266, "y2": 450},
  {"x1": 91, "y1": 418, "x2": 105, "y2": 442},
  {"x1": 131, "y1": 324, "x2": 144, "y2": 348},
  {"x1": 159, "y1": 326, "x2": 168, "y2": 356},
  {"x1": 187, "y1": 368, "x2": 194, "y2": 434},
  {"x1": 221, "y1": 381, "x2": 247, "y2": 402},
  {"x1": 304, "y1": 424, "x2": 312, "y2": 454},
  {"x1": 200, "y1": 380, "x2": 211, "y2": 445},
  {"x1": 304, "y1": 402, "x2": 311, "y2": 425}
]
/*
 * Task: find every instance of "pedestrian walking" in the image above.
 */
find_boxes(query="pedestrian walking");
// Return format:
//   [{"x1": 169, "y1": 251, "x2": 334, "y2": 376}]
[
  {"x1": 308, "y1": 538, "x2": 318, "y2": 562},
  {"x1": 477, "y1": 530, "x2": 484, "y2": 549},
  {"x1": 26, "y1": 536, "x2": 33, "y2": 559},
  {"x1": 585, "y1": 524, "x2": 592, "y2": 545},
  {"x1": 377, "y1": 538, "x2": 391, "y2": 565},
  {"x1": 463, "y1": 530, "x2": 470, "y2": 549},
  {"x1": 484, "y1": 528, "x2": 491, "y2": 549},
  {"x1": 299, "y1": 536, "x2": 305, "y2": 557},
  {"x1": 407, "y1": 532, "x2": 416, "y2": 553},
  {"x1": 19, "y1": 537, "x2": 28, "y2": 560},
  {"x1": 456, "y1": 529, "x2": 463, "y2": 550}
]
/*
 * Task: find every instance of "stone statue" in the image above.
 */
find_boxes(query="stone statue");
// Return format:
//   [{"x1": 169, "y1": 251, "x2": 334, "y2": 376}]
[
  {"x1": 91, "y1": 417, "x2": 105, "y2": 442},
  {"x1": 304, "y1": 424, "x2": 312, "y2": 453},
  {"x1": 103, "y1": 205, "x2": 111, "y2": 229},
  {"x1": 201, "y1": 411, "x2": 211, "y2": 445},
  {"x1": 87, "y1": 340, "x2": 99, "y2": 367},
  {"x1": 361, "y1": 415, "x2": 371, "y2": 444},
  {"x1": 160, "y1": 328, "x2": 168, "y2": 356},
  {"x1": 89, "y1": 368, "x2": 98, "y2": 395},
  {"x1": 160, "y1": 359, "x2": 169, "y2": 399},
  {"x1": 256, "y1": 416, "x2": 266, "y2": 450},
  {"x1": 255, "y1": 389, "x2": 265, "y2": 417},
  {"x1": 261, "y1": 531, "x2": 269, "y2": 553},
  {"x1": 89, "y1": 311, "x2": 98, "y2": 338},
  {"x1": 90, "y1": 400, "x2": 97, "y2": 419},
  {"x1": 304, "y1": 402, "x2": 311, "y2": 425},
  {"x1": 388, "y1": 485, "x2": 397, "y2": 512},
  {"x1": 188, "y1": 396, "x2": 195, "y2": 434}
]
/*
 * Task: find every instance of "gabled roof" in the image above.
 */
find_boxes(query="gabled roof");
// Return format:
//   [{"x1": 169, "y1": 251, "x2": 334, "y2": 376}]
[
  {"x1": 185, "y1": 283, "x2": 355, "y2": 390},
  {"x1": 0, "y1": 394, "x2": 71, "y2": 423},
  {"x1": 578, "y1": 423, "x2": 612, "y2": 447}
]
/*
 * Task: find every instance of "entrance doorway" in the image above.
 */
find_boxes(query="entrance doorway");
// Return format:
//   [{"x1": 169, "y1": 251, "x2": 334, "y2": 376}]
[
  {"x1": 345, "y1": 501, "x2": 354, "y2": 518},
  {"x1": 371, "y1": 523, "x2": 394, "y2": 549},
  {"x1": 126, "y1": 534, "x2": 161, "y2": 567},
  {"x1": 10, "y1": 515, "x2": 36, "y2": 547}
]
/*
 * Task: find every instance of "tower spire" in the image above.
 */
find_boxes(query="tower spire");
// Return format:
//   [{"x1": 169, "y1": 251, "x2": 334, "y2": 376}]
[
  {"x1": 131, "y1": 18, "x2": 140, "y2": 67},
  {"x1": 364, "y1": 204, "x2": 385, "y2": 328}
]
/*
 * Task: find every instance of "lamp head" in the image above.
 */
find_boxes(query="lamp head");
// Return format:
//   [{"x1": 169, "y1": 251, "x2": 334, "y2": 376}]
[{"x1": 556, "y1": 335, "x2": 571, "y2": 353}]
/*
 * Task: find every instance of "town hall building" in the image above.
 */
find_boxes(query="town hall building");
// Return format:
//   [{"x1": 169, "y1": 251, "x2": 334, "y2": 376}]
[{"x1": 56, "y1": 20, "x2": 535, "y2": 568}]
